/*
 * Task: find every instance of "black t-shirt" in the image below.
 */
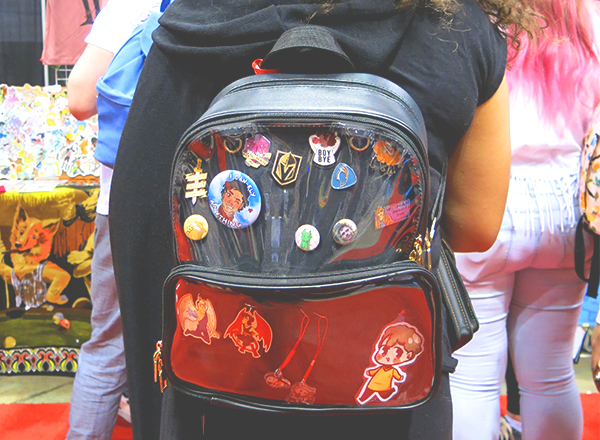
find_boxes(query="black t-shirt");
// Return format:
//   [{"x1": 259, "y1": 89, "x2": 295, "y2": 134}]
[{"x1": 110, "y1": 1, "x2": 506, "y2": 439}]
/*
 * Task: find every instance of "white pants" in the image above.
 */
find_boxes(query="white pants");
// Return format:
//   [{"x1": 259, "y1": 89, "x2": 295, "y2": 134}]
[{"x1": 450, "y1": 174, "x2": 590, "y2": 440}]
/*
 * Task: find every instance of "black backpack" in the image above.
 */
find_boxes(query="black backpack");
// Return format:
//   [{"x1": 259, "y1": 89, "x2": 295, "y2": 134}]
[{"x1": 154, "y1": 26, "x2": 466, "y2": 414}]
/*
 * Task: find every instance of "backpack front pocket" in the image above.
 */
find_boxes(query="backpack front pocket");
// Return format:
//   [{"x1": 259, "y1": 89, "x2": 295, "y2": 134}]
[{"x1": 161, "y1": 264, "x2": 441, "y2": 414}]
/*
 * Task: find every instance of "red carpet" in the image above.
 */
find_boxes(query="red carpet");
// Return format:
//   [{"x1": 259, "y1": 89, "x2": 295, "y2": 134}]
[
  {"x1": 0, "y1": 403, "x2": 132, "y2": 440},
  {"x1": 0, "y1": 396, "x2": 598, "y2": 439},
  {"x1": 500, "y1": 394, "x2": 600, "y2": 440}
]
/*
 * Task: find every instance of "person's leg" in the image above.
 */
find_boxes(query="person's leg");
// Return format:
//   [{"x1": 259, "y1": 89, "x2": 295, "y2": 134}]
[
  {"x1": 501, "y1": 351, "x2": 522, "y2": 439},
  {"x1": 509, "y1": 266, "x2": 585, "y2": 440},
  {"x1": 505, "y1": 351, "x2": 521, "y2": 420},
  {"x1": 67, "y1": 214, "x2": 127, "y2": 440},
  {"x1": 450, "y1": 276, "x2": 513, "y2": 440}
]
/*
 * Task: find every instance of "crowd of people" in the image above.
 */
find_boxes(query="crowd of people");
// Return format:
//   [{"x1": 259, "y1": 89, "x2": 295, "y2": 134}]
[{"x1": 65, "y1": 0, "x2": 599, "y2": 439}]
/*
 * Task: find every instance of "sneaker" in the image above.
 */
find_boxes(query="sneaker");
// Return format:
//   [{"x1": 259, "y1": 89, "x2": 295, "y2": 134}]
[
  {"x1": 499, "y1": 416, "x2": 522, "y2": 440},
  {"x1": 118, "y1": 394, "x2": 131, "y2": 424}
]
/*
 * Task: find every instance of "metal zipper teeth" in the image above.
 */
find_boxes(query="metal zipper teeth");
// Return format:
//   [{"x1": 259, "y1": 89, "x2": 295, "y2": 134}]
[
  {"x1": 167, "y1": 260, "x2": 431, "y2": 290},
  {"x1": 173, "y1": 113, "x2": 428, "y2": 195},
  {"x1": 160, "y1": 261, "x2": 438, "y2": 343},
  {"x1": 217, "y1": 77, "x2": 425, "y2": 128}
]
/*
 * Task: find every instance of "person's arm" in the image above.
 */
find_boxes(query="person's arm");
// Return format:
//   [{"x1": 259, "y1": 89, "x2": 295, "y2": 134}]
[
  {"x1": 67, "y1": 44, "x2": 114, "y2": 121},
  {"x1": 442, "y1": 75, "x2": 511, "y2": 253}
]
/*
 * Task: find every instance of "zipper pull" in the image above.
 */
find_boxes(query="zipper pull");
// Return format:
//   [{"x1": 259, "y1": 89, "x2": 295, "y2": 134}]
[{"x1": 153, "y1": 341, "x2": 167, "y2": 393}]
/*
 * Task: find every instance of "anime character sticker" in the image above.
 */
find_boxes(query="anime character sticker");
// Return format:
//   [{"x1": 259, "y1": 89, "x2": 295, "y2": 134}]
[
  {"x1": 355, "y1": 320, "x2": 424, "y2": 405},
  {"x1": 374, "y1": 201, "x2": 411, "y2": 230},
  {"x1": 224, "y1": 306, "x2": 273, "y2": 358},
  {"x1": 177, "y1": 293, "x2": 220, "y2": 344},
  {"x1": 208, "y1": 170, "x2": 261, "y2": 229}
]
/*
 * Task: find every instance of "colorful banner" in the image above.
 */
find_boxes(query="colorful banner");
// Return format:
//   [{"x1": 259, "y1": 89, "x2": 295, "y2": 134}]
[{"x1": 0, "y1": 84, "x2": 100, "y2": 182}]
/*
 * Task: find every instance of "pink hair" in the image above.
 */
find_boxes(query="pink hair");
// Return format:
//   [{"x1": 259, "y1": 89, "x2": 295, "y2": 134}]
[{"x1": 507, "y1": 0, "x2": 600, "y2": 132}]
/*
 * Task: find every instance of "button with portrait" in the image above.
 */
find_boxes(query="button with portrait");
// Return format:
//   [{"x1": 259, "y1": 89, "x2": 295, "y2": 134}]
[
  {"x1": 208, "y1": 170, "x2": 261, "y2": 229},
  {"x1": 332, "y1": 219, "x2": 357, "y2": 245}
]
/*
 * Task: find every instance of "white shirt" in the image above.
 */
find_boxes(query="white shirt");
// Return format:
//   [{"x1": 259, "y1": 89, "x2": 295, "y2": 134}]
[{"x1": 84, "y1": 0, "x2": 162, "y2": 215}]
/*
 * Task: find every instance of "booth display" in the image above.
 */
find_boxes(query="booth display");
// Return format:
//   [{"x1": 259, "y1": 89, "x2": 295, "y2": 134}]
[{"x1": 0, "y1": 84, "x2": 99, "y2": 375}]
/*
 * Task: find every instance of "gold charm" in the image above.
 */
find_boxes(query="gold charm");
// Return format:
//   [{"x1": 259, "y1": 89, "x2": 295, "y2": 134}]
[
  {"x1": 153, "y1": 341, "x2": 167, "y2": 393},
  {"x1": 185, "y1": 159, "x2": 208, "y2": 204},
  {"x1": 409, "y1": 235, "x2": 424, "y2": 266},
  {"x1": 424, "y1": 231, "x2": 432, "y2": 270}
]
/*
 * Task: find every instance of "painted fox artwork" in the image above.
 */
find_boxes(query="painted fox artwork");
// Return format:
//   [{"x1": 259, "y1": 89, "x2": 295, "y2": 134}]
[{"x1": 0, "y1": 205, "x2": 71, "y2": 309}]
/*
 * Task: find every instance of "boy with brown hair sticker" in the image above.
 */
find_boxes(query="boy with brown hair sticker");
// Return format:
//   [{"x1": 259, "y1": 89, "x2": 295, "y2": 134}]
[{"x1": 356, "y1": 319, "x2": 424, "y2": 405}]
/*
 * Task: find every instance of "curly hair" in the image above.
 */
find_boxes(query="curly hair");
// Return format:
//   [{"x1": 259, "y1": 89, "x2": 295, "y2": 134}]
[{"x1": 312, "y1": 0, "x2": 542, "y2": 54}]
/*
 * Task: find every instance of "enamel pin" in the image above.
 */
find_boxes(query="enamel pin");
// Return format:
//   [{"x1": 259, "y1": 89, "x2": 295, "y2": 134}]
[
  {"x1": 271, "y1": 150, "x2": 302, "y2": 186},
  {"x1": 331, "y1": 163, "x2": 357, "y2": 189},
  {"x1": 242, "y1": 134, "x2": 272, "y2": 168},
  {"x1": 208, "y1": 170, "x2": 261, "y2": 229},
  {"x1": 309, "y1": 132, "x2": 340, "y2": 167},
  {"x1": 185, "y1": 159, "x2": 208, "y2": 204},
  {"x1": 373, "y1": 140, "x2": 401, "y2": 167}
]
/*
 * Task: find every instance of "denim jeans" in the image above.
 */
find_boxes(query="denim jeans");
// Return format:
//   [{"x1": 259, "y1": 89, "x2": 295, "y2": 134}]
[{"x1": 67, "y1": 214, "x2": 127, "y2": 440}]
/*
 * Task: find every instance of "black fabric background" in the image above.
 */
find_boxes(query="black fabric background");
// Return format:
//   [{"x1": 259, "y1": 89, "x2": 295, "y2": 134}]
[
  {"x1": 110, "y1": 1, "x2": 507, "y2": 438},
  {"x1": 0, "y1": 0, "x2": 44, "y2": 86}
]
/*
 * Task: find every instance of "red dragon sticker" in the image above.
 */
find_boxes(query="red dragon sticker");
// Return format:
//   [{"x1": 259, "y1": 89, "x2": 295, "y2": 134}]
[{"x1": 224, "y1": 306, "x2": 273, "y2": 358}]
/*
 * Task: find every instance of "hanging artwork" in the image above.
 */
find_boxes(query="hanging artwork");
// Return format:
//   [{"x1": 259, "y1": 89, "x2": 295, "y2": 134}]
[
  {"x1": 40, "y1": 0, "x2": 108, "y2": 66},
  {"x1": 0, "y1": 84, "x2": 100, "y2": 183},
  {"x1": 0, "y1": 185, "x2": 98, "y2": 375}
]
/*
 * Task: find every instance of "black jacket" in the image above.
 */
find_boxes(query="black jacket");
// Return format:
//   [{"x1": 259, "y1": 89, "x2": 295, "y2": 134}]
[{"x1": 110, "y1": 1, "x2": 506, "y2": 438}]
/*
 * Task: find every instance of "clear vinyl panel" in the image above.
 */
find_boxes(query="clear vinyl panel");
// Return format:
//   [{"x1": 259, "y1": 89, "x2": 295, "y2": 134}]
[{"x1": 171, "y1": 121, "x2": 425, "y2": 275}]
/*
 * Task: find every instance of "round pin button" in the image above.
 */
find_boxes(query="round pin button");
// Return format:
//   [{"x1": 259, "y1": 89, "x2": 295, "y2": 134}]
[
  {"x1": 295, "y1": 225, "x2": 320, "y2": 251},
  {"x1": 184, "y1": 214, "x2": 209, "y2": 240},
  {"x1": 208, "y1": 170, "x2": 261, "y2": 229},
  {"x1": 332, "y1": 219, "x2": 357, "y2": 245}
]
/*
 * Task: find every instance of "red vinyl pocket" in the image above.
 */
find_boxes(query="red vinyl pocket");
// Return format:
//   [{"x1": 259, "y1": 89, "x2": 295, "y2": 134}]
[{"x1": 161, "y1": 265, "x2": 441, "y2": 413}]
